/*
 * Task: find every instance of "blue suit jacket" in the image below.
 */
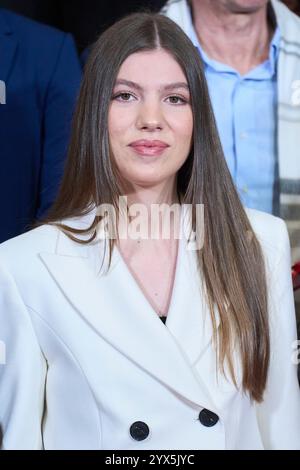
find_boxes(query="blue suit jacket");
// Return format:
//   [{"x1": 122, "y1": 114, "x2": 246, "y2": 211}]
[{"x1": 0, "y1": 9, "x2": 82, "y2": 243}]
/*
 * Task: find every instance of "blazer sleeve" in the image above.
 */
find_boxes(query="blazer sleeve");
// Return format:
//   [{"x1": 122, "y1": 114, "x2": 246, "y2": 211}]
[
  {"x1": 0, "y1": 262, "x2": 47, "y2": 450},
  {"x1": 36, "y1": 33, "x2": 82, "y2": 220},
  {"x1": 256, "y1": 219, "x2": 300, "y2": 449}
]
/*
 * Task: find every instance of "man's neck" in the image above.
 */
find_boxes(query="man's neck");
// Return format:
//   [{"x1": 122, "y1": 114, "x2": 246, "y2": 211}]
[{"x1": 190, "y1": 0, "x2": 273, "y2": 75}]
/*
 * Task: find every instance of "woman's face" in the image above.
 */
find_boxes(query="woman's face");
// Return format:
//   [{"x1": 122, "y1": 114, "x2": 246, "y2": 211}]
[{"x1": 108, "y1": 48, "x2": 193, "y2": 190}]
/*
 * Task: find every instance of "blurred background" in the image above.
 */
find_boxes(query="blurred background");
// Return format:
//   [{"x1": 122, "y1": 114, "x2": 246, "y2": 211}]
[
  {"x1": 1, "y1": 0, "x2": 297, "y2": 53},
  {"x1": 0, "y1": 0, "x2": 167, "y2": 52}
]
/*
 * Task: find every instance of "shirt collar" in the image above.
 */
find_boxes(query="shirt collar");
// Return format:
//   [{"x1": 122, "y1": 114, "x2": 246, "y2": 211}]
[{"x1": 269, "y1": 26, "x2": 280, "y2": 75}]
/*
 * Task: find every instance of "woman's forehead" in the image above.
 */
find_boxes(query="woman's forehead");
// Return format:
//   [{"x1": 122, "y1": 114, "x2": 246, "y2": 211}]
[{"x1": 115, "y1": 49, "x2": 188, "y2": 88}]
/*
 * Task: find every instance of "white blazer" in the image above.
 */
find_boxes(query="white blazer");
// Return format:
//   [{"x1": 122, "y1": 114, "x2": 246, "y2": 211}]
[{"x1": 0, "y1": 208, "x2": 299, "y2": 450}]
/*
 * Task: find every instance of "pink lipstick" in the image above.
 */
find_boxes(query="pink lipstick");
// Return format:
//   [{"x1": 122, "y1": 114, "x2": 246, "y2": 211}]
[{"x1": 129, "y1": 139, "x2": 170, "y2": 157}]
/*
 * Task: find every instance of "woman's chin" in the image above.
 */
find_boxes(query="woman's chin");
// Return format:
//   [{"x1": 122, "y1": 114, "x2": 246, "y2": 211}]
[{"x1": 123, "y1": 171, "x2": 169, "y2": 188}]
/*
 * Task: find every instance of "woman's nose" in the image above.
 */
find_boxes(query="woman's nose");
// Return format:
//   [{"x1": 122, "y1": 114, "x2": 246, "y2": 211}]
[{"x1": 136, "y1": 101, "x2": 164, "y2": 131}]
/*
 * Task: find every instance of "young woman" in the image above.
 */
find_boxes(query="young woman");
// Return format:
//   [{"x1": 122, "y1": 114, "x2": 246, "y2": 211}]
[{"x1": 0, "y1": 13, "x2": 299, "y2": 450}]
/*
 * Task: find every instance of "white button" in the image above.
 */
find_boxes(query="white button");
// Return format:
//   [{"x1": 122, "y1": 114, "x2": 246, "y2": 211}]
[
  {"x1": 240, "y1": 132, "x2": 248, "y2": 139},
  {"x1": 241, "y1": 185, "x2": 248, "y2": 193}
]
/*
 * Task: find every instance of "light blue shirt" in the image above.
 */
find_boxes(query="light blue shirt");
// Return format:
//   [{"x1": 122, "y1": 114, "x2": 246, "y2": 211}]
[{"x1": 189, "y1": 24, "x2": 280, "y2": 214}]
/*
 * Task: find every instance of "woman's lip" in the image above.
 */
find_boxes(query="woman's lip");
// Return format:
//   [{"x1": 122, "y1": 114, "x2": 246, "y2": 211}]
[
  {"x1": 129, "y1": 140, "x2": 169, "y2": 148},
  {"x1": 129, "y1": 145, "x2": 168, "y2": 156}
]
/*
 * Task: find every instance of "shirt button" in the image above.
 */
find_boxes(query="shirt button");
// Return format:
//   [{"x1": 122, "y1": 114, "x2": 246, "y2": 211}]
[
  {"x1": 199, "y1": 409, "x2": 219, "y2": 427},
  {"x1": 130, "y1": 421, "x2": 150, "y2": 441},
  {"x1": 241, "y1": 185, "x2": 248, "y2": 193}
]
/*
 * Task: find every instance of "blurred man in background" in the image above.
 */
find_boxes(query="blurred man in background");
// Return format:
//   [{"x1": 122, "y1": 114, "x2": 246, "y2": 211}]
[
  {"x1": 162, "y1": 0, "x2": 300, "y2": 318},
  {"x1": 162, "y1": 0, "x2": 300, "y2": 257}
]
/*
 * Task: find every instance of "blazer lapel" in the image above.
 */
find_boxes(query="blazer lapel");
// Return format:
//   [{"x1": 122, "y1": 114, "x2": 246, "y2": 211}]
[
  {"x1": 166, "y1": 234, "x2": 220, "y2": 366},
  {"x1": 39, "y1": 219, "x2": 220, "y2": 415},
  {"x1": 0, "y1": 11, "x2": 17, "y2": 85}
]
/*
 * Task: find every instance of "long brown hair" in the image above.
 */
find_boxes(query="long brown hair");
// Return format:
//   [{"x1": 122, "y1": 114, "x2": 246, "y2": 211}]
[{"x1": 44, "y1": 12, "x2": 269, "y2": 402}]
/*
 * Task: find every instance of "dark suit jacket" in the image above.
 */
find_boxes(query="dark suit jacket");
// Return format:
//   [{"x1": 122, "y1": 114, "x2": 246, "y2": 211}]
[{"x1": 0, "y1": 8, "x2": 82, "y2": 242}]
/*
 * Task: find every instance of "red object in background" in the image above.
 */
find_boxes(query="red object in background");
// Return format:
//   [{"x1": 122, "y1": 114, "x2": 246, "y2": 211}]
[{"x1": 292, "y1": 262, "x2": 300, "y2": 291}]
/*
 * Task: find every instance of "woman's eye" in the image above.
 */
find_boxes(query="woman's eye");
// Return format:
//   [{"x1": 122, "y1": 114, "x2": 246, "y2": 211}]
[
  {"x1": 113, "y1": 92, "x2": 135, "y2": 102},
  {"x1": 166, "y1": 95, "x2": 187, "y2": 104}
]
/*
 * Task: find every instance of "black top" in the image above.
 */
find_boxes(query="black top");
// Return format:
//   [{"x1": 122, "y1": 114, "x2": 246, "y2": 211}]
[{"x1": 159, "y1": 316, "x2": 167, "y2": 324}]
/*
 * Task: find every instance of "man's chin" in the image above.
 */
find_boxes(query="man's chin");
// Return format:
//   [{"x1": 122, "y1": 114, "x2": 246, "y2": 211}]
[{"x1": 224, "y1": 0, "x2": 268, "y2": 14}]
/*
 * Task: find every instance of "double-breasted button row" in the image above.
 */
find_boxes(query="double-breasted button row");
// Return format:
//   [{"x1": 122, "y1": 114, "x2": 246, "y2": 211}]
[{"x1": 130, "y1": 410, "x2": 219, "y2": 441}]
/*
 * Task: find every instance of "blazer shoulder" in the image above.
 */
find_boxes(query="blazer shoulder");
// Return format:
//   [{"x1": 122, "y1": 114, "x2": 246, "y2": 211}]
[
  {"x1": 0, "y1": 8, "x2": 77, "y2": 77},
  {"x1": 0, "y1": 211, "x2": 95, "y2": 272},
  {"x1": 245, "y1": 208, "x2": 290, "y2": 265},
  {"x1": 0, "y1": 225, "x2": 59, "y2": 270},
  {"x1": 0, "y1": 8, "x2": 67, "y2": 43}
]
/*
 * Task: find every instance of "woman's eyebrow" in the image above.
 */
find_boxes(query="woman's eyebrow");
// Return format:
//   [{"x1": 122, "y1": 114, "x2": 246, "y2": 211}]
[
  {"x1": 163, "y1": 82, "x2": 189, "y2": 92},
  {"x1": 114, "y1": 79, "x2": 189, "y2": 92}
]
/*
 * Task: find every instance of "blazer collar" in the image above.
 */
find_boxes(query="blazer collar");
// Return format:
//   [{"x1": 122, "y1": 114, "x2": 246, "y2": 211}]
[
  {"x1": 0, "y1": 9, "x2": 18, "y2": 84},
  {"x1": 39, "y1": 209, "x2": 221, "y2": 415}
]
